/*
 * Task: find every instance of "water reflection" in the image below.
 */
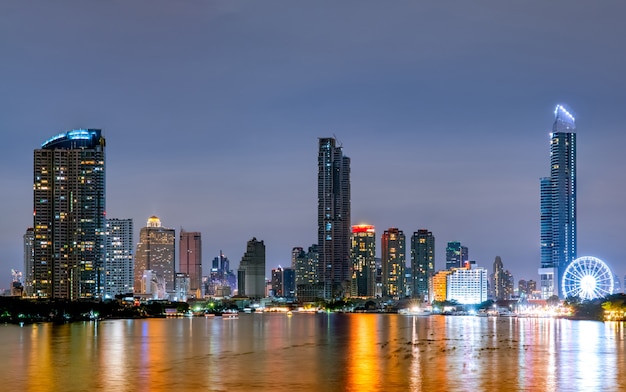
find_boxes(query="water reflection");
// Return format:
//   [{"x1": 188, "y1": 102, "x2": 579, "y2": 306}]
[{"x1": 1, "y1": 315, "x2": 625, "y2": 391}]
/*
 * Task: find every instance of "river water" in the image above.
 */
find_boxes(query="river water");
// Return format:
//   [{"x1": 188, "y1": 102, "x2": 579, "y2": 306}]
[{"x1": 2, "y1": 313, "x2": 625, "y2": 391}]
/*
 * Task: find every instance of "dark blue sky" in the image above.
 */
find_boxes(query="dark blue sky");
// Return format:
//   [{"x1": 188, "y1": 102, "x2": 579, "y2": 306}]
[{"x1": 1, "y1": 1, "x2": 626, "y2": 290}]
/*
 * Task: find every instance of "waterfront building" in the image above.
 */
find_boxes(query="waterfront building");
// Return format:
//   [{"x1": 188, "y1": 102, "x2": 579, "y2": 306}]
[
  {"x1": 271, "y1": 267, "x2": 295, "y2": 298},
  {"x1": 104, "y1": 218, "x2": 134, "y2": 297},
  {"x1": 431, "y1": 270, "x2": 452, "y2": 302},
  {"x1": 445, "y1": 242, "x2": 468, "y2": 270},
  {"x1": 539, "y1": 105, "x2": 577, "y2": 299},
  {"x1": 237, "y1": 237, "x2": 265, "y2": 298},
  {"x1": 33, "y1": 129, "x2": 106, "y2": 299},
  {"x1": 318, "y1": 137, "x2": 351, "y2": 299},
  {"x1": 350, "y1": 225, "x2": 376, "y2": 298},
  {"x1": 410, "y1": 229, "x2": 435, "y2": 302},
  {"x1": 23, "y1": 228, "x2": 34, "y2": 297},
  {"x1": 491, "y1": 256, "x2": 514, "y2": 300},
  {"x1": 447, "y1": 264, "x2": 488, "y2": 305},
  {"x1": 293, "y1": 246, "x2": 318, "y2": 289},
  {"x1": 174, "y1": 273, "x2": 190, "y2": 301},
  {"x1": 134, "y1": 216, "x2": 175, "y2": 299},
  {"x1": 381, "y1": 228, "x2": 405, "y2": 298},
  {"x1": 179, "y1": 230, "x2": 202, "y2": 297}
]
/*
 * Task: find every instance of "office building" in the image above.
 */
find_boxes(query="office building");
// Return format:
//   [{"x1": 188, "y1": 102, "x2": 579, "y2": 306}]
[
  {"x1": 134, "y1": 216, "x2": 175, "y2": 299},
  {"x1": 410, "y1": 229, "x2": 435, "y2": 302},
  {"x1": 445, "y1": 242, "x2": 468, "y2": 270},
  {"x1": 350, "y1": 225, "x2": 376, "y2": 298},
  {"x1": 318, "y1": 137, "x2": 351, "y2": 299},
  {"x1": 23, "y1": 228, "x2": 34, "y2": 297},
  {"x1": 271, "y1": 267, "x2": 295, "y2": 298},
  {"x1": 237, "y1": 237, "x2": 265, "y2": 298},
  {"x1": 179, "y1": 230, "x2": 202, "y2": 297},
  {"x1": 104, "y1": 218, "x2": 134, "y2": 297},
  {"x1": 33, "y1": 129, "x2": 106, "y2": 299},
  {"x1": 539, "y1": 105, "x2": 577, "y2": 298},
  {"x1": 381, "y1": 228, "x2": 405, "y2": 298}
]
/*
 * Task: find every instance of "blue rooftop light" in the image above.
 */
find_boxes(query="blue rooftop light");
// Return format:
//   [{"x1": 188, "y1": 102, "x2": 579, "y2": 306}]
[{"x1": 41, "y1": 129, "x2": 103, "y2": 149}]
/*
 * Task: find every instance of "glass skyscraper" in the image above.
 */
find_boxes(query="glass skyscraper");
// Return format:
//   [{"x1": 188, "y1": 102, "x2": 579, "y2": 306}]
[
  {"x1": 318, "y1": 137, "x2": 351, "y2": 299},
  {"x1": 134, "y1": 216, "x2": 175, "y2": 299},
  {"x1": 539, "y1": 105, "x2": 576, "y2": 298},
  {"x1": 33, "y1": 129, "x2": 106, "y2": 299}
]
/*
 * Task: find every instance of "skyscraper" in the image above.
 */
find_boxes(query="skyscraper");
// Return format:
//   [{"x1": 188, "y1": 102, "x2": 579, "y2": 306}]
[
  {"x1": 491, "y1": 256, "x2": 513, "y2": 301},
  {"x1": 237, "y1": 237, "x2": 265, "y2": 298},
  {"x1": 539, "y1": 105, "x2": 576, "y2": 299},
  {"x1": 381, "y1": 228, "x2": 405, "y2": 298},
  {"x1": 33, "y1": 129, "x2": 106, "y2": 299},
  {"x1": 350, "y1": 225, "x2": 376, "y2": 298},
  {"x1": 179, "y1": 230, "x2": 202, "y2": 297},
  {"x1": 410, "y1": 229, "x2": 435, "y2": 302},
  {"x1": 445, "y1": 241, "x2": 468, "y2": 270},
  {"x1": 134, "y1": 216, "x2": 175, "y2": 298},
  {"x1": 23, "y1": 228, "x2": 34, "y2": 297},
  {"x1": 318, "y1": 137, "x2": 351, "y2": 299},
  {"x1": 104, "y1": 218, "x2": 134, "y2": 297}
]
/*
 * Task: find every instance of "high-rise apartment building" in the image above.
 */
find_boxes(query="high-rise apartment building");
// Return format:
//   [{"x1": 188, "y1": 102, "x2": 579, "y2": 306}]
[
  {"x1": 23, "y1": 228, "x2": 34, "y2": 297},
  {"x1": 318, "y1": 137, "x2": 351, "y2": 299},
  {"x1": 491, "y1": 256, "x2": 514, "y2": 300},
  {"x1": 134, "y1": 216, "x2": 175, "y2": 299},
  {"x1": 104, "y1": 218, "x2": 134, "y2": 297},
  {"x1": 179, "y1": 230, "x2": 202, "y2": 297},
  {"x1": 33, "y1": 129, "x2": 106, "y2": 299},
  {"x1": 350, "y1": 225, "x2": 376, "y2": 298},
  {"x1": 410, "y1": 229, "x2": 435, "y2": 302},
  {"x1": 445, "y1": 242, "x2": 468, "y2": 270},
  {"x1": 381, "y1": 228, "x2": 405, "y2": 298},
  {"x1": 539, "y1": 105, "x2": 577, "y2": 298},
  {"x1": 237, "y1": 237, "x2": 265, "y2": 298}
]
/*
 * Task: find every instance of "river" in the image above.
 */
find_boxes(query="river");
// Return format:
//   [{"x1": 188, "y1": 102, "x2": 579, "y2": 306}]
[{"x1": 2, "y1": 313, "x2": 625, "y2": 391}]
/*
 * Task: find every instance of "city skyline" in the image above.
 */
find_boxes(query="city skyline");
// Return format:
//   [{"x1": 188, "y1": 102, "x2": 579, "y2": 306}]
[{"x1": 2, "y1": 2, "x2": 626, "y2": 290}]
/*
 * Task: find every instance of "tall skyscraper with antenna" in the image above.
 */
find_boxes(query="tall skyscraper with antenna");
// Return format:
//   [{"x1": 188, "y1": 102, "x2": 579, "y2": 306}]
[{"x1": 539, "y1": 105, "x2": 577, "y2": 298}]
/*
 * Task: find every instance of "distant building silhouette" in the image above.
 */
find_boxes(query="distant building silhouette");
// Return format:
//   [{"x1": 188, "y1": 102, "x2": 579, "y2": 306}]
[
  {"x1": 134, "y1": 216, "x2": 175, "y2": 299},
  {"x1": 23, "y1": 228, "x2": 34, "y2": 297},
  {"x1": 237, "y1": 237, "x2": 265, "y2": 298},
  {"x1": 446, "y1": 241, "x2": 468, "y2": 270},
  {"x1": 179, "y1": 230, "x2": 202, "y2": 297}
]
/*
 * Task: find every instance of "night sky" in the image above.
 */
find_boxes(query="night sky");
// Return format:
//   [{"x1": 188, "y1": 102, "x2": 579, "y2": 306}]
[{"x1": 1, "y1": 1, "x2": 625, "y2": 290}]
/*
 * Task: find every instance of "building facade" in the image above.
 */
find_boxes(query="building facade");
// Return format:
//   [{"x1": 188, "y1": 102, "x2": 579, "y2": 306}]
[
  {"x1": 33, "y1": 129, "x2": 106, "y2": 299},
  {"x1": 381, "y1": 228, "x2": 405, "y2": 298},
  {"x1": 23, "y1": 228, "x2": 34, "y2": 297},
  {"x1": 179, "y1": 230, "x2": 202, "y2": 297},
  {"x1": 134, "y1": 216, "x2": 175, "y2": 298},
  {"x1": 350, "y1": 225, "x2": 376, "y2": 298},
  {"x1": 445, "y1": 241, "x2": 468, "y2": 270},
  {"x1": 410, "y1": 229, "x2": 435, "y2": 302},
  {"x1": 539, "y1": 105, "x2": 577, "y2": 299},
  {"x1": 237, "y1": 237, "x2": 265, "y2": 298},
  {"x1": 318, "y1": 137, "x2": 351, "y2": 299},
  {"x1": 447, "y1": 265, "x2": 488, "y2": 305},
  {"x1": 104, "y1": 218, "x2": 134, "y2": 297}
]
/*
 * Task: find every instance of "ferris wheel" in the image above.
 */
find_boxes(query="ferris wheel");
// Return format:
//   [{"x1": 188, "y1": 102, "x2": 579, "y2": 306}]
[{"x1": 562, "y1": 256, "x2": 614, "y2": 300}]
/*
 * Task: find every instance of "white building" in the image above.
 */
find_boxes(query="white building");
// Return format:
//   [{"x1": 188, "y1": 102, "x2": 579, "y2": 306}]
[
  {"x1": 105, "y1": 218, "x2": 134, "y2": 298},
  {"x1": 447, "y1": 265, "x2": 488, "y2": 304}
]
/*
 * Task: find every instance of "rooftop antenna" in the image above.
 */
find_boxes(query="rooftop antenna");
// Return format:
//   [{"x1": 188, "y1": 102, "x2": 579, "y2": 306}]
[{"x1": 333, "y1": 133, "x2": 343, "y2": 148}]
